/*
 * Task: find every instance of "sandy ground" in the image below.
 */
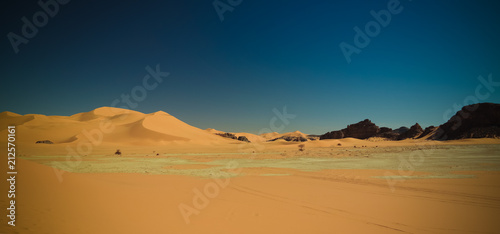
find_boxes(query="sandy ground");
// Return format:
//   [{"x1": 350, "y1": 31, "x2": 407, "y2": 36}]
[
  {"x1": 1, "y1": 108, "x2": 500, "y2": 233},
  {"x1": 1, "y1": 143, "x2": 500, "y2": 234}
]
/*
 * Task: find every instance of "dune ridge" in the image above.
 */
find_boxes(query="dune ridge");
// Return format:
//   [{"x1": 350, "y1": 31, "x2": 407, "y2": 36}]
[{"x1": 0, "y1": 107, "x2": 233, "y2": 146}]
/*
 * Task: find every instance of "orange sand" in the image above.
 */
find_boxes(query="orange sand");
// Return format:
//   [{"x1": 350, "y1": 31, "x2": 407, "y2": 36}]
[{"x1": 1, "y1": 159, "x2": 499, "y2": 233}]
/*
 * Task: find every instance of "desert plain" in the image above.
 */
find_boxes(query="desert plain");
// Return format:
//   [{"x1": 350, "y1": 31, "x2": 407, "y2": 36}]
[{"x1": 1, "y1": 107, "x2": 500, "y2": 233}]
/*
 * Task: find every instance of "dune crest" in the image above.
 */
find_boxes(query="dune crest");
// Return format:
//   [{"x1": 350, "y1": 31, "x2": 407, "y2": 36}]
[{"x1": 0, "y1": 107, "x2": 233, "y2": 145}]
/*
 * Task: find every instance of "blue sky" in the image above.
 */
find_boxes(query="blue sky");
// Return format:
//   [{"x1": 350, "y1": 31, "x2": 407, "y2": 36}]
[{"x1": 1, "y1": 0, "x2": 499, "y2": 134}]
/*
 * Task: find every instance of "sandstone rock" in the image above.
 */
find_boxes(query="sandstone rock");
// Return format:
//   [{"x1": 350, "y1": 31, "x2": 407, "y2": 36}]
[
  {"x1": 270, "y1": 136, "x2": 308, "y2": 142},
  {"x1": 379, "y1": 127, "x2": 392, "y2": 134},
  {"x1": 345, "y1": 119, "x2": 380, "y2": 139},
  {"x1": 237, "y1": 136, "x2": 250, "y2": 142},
  {"x1": 215, "y1": 132, "x2": 237, "y2": 140},
  {"x1": 435, "y1": 103, "x2": 500, "y2": 140},
  {"x1": 393, "y1": 127, "x2": 409, "y2": 134},
  {"x1": 319, "y1": 130, "x2": 344, "y2": 140},
  {"x1": 417, "y1": 126, "x2": 438, "y2": 139},
  {"x1": 320, "y1": 119, "x2": 379, "y2": 140},
  {"x1": 398, "y1": 123, "x2": 423, "y2": 140}
]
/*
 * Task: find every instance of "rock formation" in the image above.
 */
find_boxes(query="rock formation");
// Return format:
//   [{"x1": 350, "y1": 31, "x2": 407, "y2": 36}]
[
  {"x1": 269, "y1": 136, "x2": 308, "y2": 142},
  {"x1": 434, "y1": 103, "x2": 500, "y2": 140},
  {"x1": 320, "y1": 120, "x2": 428, "y2": 141},
  {"x1": 237, "y1": 136, "x2": 250, "y2": 142},
  {"x1": 320, "y1": 119, "x2": 379, "y2": 140},
  {"x1": 417, "y1": 126, "x2": 438, "y2": 139},
  {"x1": 397, "y1": 123, "x2": 423, "y2": 140},
  {"x1": 215, "y1": 132, "x2": 238, "y2": 140},
  {"x1": 392, "y1": 127, "x2": 409, "y2": 134},
  {"x1": 216, "y1": 132, "x2": 251, "y2": 142}
]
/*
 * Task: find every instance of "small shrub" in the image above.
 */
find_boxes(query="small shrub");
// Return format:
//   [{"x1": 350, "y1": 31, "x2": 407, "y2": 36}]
[{"x1": 298, "y1": 144, "x2": 305, "y2": 151}]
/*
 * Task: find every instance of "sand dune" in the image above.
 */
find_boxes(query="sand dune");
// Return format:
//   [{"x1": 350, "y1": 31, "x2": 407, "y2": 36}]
[
  {"x1": 0, "y1": 107, "x2": 233, "y2": 146},
  {"x1": 2, "y1": 107, "x2": 499, "y2": 157},
  {"x1": 233, "y1": 132, "x2": 267, "y2": 143},
  {"x1": 260, "y1": 132, "x2": 281, "y2": 140},
  {"x1": 1, "y1": 107, "x2": 500, "y2": 233}
]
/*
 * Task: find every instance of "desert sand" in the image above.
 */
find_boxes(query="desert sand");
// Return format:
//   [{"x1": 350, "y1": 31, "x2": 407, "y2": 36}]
[{"x1": 1, "y1": 107, "x2": 500, "y2": 233}]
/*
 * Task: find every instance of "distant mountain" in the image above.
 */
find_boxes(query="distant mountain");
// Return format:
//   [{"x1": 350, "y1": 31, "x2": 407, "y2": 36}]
[
  {"x1": 319, "y1": 103, "x2": 500, "y2": 141},
  {"x1": 320, "y1": 119, "x2": 379, "y2": 140},
  {"x1": 319, "y1": 119, "x2": 424, "y2": 140},
  {"x1": 433, "y1": 103, "x2": 500, "y2": 140},
  {"x1": 393, "y1": 127, "x2": 409, "y2": 134},
  {"x1": 397, "y1": 123, "x2": 424, "y2": 140},
  {"x1": 2, "y1": 103, "x2": 499, "y2": 146}
]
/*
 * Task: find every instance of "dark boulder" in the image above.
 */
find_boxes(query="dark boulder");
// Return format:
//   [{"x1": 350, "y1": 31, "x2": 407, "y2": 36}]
[
  {"x1": 35, "y1": 140, "x2": 54, "y2": 144},
  {"x1": 237, "y1": 136, "x2": 250, "y2": 142}
]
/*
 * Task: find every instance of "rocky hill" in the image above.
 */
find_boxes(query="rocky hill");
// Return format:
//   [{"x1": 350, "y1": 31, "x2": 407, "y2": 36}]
[
  {"x1": 320, "y1": 119, "x2": 427, "y2": 140},
  {"x1": 433, "y1": 103, "x2": 500, "y2": 140},
  {"x1": 397, "y1": 123, "x2": 424, "y2": 140},
  {"x1": 320, "y1": 119, "x2": 380, "y2": 140},
  {"x1": 320, "y1": 103, "x2": 500, "y2": 141}
]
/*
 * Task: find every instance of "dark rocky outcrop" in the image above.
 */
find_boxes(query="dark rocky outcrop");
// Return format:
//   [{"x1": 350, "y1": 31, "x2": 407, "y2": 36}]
[
  {"x1": 320, "y1": 120, "x2": 427, "y2": 141},
  {"x1": 393, "y1": 127, "x2": 409, "y2": 134},
  {"x1": 345, "y1": 119, "x2": 380, "y2": 139},
  {"x1": 417, "y1": 126, "x2": 438, "y2": 139},
  {"x1": 237, "y1": 136, "x2": 250, "y2": 142},
  {"x1": 376, "y1": 131, "x2": 400, "y2": 140},
  {"x1": 320, "y1": 130, "x2": 344, "y2": 140},
  {"x1": 434, "y1": 103, "x2": 500, "y2": 140},
  {"x1": 35, "y1": 140, "x2": 54, "y2": 144},
  {"x1": 320, "y1": 119, "x2": 379, "y2": 140},
  {"x1": 319, "y1": 130, "x2": 345, "y2": 140},
  {"x1": 379, "y1": 127, "x2": 393, "y2": 134},
  {"x1": 397, "y1": 123, "x2": 423, "y2": 140},
  {"x1": 216, "y1": 132, "x2": 251, "y2": 142},
  {"x1": 374, "y1": 127, "x2": 399, "y2": 140},
  {"x1": 216, "y1": 132, "x2": 238, "y2": 140},
  {"x1": 269, "y1": 136, "x2": 308, "y2": 142},
  {"x1": 317, "y1": 103, "x2": 500, "y2": 141},
  {"x1": 307, "y1": 135, "x2": 320, "y2": 141}
]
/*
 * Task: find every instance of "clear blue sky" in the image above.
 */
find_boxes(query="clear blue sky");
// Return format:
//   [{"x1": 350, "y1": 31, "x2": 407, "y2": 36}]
[{"x1": 1, "y1": 0, "x2": 499, "y2": 134}]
